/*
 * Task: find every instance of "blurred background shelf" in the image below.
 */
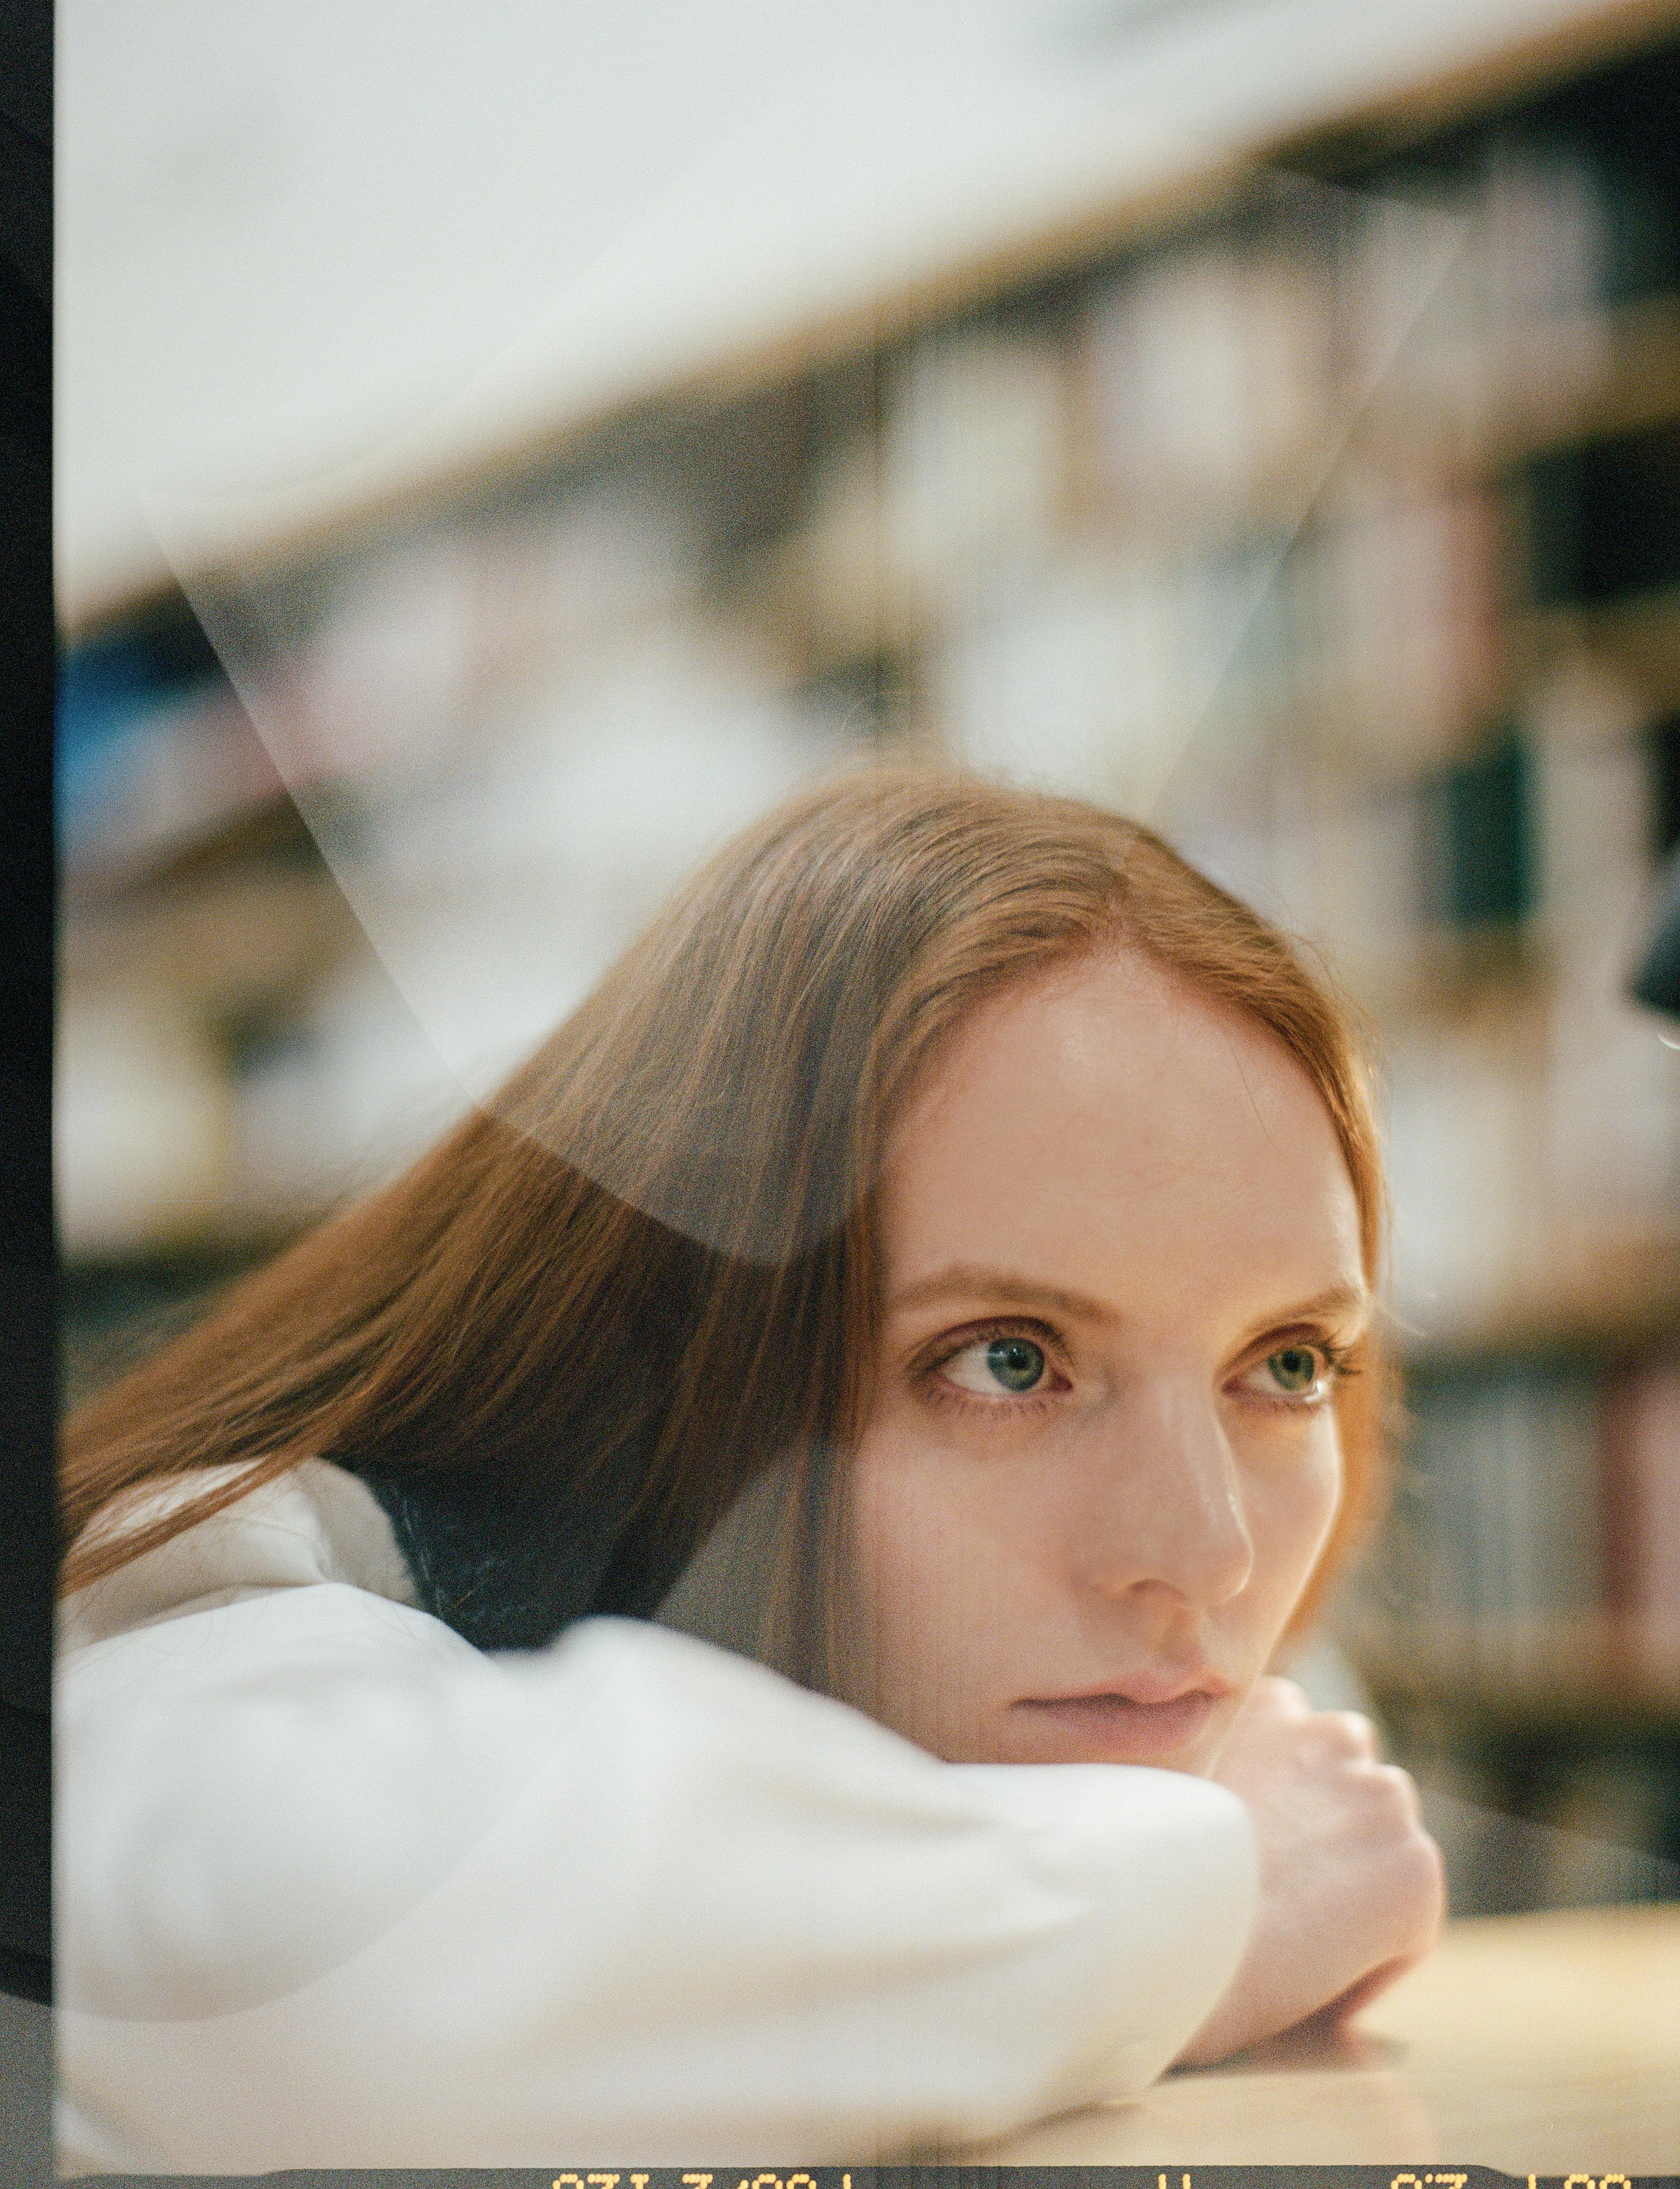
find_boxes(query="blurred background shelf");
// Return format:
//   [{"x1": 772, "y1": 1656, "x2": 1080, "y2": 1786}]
[
  {"x1": 58, "y1": 0, "x2": 1680, "y2": 1910},
  {"x1": 1355, "y1": 1616, "x2": 1680, "y2": 1726},
  {"x1": 1391, "y1": 1233, "x2": 1680, "y2": 1360},
  {"x1": 58, "y1": 0, "x2": 1680, "y2": 641}
]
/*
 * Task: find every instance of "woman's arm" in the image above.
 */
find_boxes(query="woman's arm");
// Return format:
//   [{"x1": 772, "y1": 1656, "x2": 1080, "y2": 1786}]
[{"x1": 56, "y1": 1477, "x2": 1258, "y2": 2171}]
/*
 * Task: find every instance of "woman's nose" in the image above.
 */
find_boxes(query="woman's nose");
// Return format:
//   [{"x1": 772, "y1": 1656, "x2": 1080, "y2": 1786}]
[{"x1": 1072, "y1": 1376, "x2": 1254, "y2": 1611}]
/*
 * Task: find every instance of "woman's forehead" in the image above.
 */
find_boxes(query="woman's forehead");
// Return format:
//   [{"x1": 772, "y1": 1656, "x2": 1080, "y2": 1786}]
[{"x1": 881, "y1": 951, "x2": 1364, "y2": 1316}]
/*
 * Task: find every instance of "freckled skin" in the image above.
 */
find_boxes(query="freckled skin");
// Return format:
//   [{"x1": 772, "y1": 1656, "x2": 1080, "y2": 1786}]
[{"x1": 844, "y1": 947, "x2": 1367, "y2": 1775}]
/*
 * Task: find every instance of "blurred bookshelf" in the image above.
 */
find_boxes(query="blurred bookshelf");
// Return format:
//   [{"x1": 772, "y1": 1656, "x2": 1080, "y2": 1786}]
[{"x1": 58, "y1": 6, "x2": 1680, "y2": 1905}]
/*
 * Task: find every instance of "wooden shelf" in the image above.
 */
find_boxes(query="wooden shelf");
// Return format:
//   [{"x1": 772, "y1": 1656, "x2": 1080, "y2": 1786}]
[
  {"x1": 1351, "y1": 1614, "x2": 1680, "y2": 1729},
  {"x1": 1347, "y1": 291, "x2": 1680, "y2": 483},
  {"x1": 59, "y1": 861, "x2": 359, "y2": 1021},
  {"x1": 1392, "y1": 1232, "x2": 1680, "y2": 1366},
  {"x1": 737, "y1": 292, "x2": 1680, "y2": 729},
  {"x1": 1527, "y1": 578, "x2": 1680, "y2": 713},
  {"x1": 1075, "y1": 294, "x2": 1680, "y2": 546}
]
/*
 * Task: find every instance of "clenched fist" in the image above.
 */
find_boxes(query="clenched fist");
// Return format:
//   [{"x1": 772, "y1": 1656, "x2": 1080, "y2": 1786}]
[{"x1": 1176, "y1": 1676, "x2": 1445, "y2": 2067}]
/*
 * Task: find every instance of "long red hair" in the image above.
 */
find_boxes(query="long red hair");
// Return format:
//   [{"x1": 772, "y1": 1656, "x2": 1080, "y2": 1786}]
[{"x1": 60, "y1": 764, "x2": 1391, "y2": 1680}]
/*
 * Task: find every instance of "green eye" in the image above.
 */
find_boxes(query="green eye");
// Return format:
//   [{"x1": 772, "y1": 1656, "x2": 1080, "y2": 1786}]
[
  {"x1": 986, "y1": 1336, "x2": 1046, "y2": 1392},
  {"x1": 1267, "y1": 1346, "x2": 1321, "y2": 1394}
]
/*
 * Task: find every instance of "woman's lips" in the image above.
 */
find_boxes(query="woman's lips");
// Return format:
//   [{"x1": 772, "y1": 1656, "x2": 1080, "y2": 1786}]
[{"x1": 1011, "y1": 1685, "x2": 1227, "y2": 1761}]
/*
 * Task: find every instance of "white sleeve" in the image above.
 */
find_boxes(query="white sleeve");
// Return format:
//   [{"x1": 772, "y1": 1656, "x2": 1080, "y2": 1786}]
[{"x1": 56, "y1": 1522, "x2": 1257, "y2": 2172}]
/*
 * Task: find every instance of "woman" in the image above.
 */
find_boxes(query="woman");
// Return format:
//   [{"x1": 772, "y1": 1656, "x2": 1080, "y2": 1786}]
[{"x1": 57, "y1": 765, "x2": 1443, "y2": 2170}]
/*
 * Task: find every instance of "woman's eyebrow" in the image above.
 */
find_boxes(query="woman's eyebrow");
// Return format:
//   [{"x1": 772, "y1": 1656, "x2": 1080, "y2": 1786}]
[
  {"x1": 889, "y1": 1265, "x2": 1122, "y2": 1326},
  {"x1": 1245, "y1": 1283, "x2": 1373, "y2": 1338}
]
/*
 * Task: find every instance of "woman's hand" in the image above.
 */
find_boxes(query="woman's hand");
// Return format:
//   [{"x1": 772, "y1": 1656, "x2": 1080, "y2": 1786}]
[{"x1": 1174, "y1": 1675, "x2": 1445, "y2": 2068}]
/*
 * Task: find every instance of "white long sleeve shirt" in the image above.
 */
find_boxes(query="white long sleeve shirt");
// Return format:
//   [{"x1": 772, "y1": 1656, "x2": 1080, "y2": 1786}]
[{"x1": 56, "y1": 1459, "x2": 1260, "y2": 2172}]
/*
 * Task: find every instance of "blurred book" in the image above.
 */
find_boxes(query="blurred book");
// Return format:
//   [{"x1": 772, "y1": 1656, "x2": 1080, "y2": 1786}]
[
  {"x1": 1600, "y1": 1356, "x2": 1680, "y2": 1669},
  {"x1": 1084, "y1": 234, "x2": 1336, "y2": 525},
  {"x1": 879, "y1": 327, "x2": 1073, "y2": 611},
  {"x1": 1414, "y1": 727, "x2": 1534, "y2": 933},
  {"x1": 1524, "y1": 418, "x2": 1680, "y2": 608},
  {"x1": 1345, "y1": 138, "x2": 1618, "y2": 460},
  {"x1": 56, "y1": 987, "x2": 233, "y2": 1259},
  {"x1": 1374, "y1": 1360, "x2": 1605, "y2": 1673},
  {"x1": 59, "y1": 641, "x2": 292, "y2": 892}
]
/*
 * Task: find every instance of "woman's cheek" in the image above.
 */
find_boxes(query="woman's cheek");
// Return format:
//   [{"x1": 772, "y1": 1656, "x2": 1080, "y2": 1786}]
[
  {"x1": 845, "y1": 1419, "x2": 1029, "y2": 1757},
  {"x1": 844, "y1": 1432, "x2": 966, "y2": 1727},
  {"x1": 1241, "y1": 1421, "x2": 1343, "y2": 1614}
]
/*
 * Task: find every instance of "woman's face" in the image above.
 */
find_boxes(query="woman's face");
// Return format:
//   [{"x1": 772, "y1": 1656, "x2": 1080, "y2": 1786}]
[{"x1": 845, "y1": 947, "x2": 1368, "y2": 1774}]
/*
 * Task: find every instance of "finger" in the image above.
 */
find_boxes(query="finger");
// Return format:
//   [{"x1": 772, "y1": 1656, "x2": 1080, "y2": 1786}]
[
  {"x1": 1330, "y1": 1709, "x2": 1379, "y2": 1757},
  {"x1": 1372, "y1": 1760, "x2": 1423, "y2": 1823},
  {"x1": 1300, "y1": 1708, "x2": 1379, "y2": 1761},
  {"x1": 1397, "y1": 1829, "x2": 1447, "y2": 1946}
]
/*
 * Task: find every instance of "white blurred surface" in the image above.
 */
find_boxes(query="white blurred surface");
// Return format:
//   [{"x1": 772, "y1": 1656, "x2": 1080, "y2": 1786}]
[{"x1": 59, "y1": 0, "x2": 1621, "y2": 629}]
